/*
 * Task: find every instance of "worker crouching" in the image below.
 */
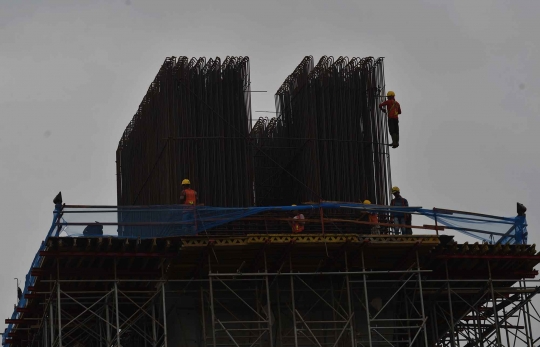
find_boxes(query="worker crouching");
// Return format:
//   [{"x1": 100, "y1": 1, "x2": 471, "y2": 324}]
[{"x1": 289, "y1": 205, "x2": 305, "y2": 233}]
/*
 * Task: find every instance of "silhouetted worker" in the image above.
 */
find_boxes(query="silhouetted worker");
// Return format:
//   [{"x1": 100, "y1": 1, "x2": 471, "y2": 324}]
[
  {"x1": 379, "y1": 91, "x2": 402, "y2": 148},
  {"x1": 17, "y1": 287, "x2": 22, "y2": 302},
  {"x1": 390, "y1": 186, "x2": 410, "y2": 235},
  {"x1": 517, "y1": 202, "x2": 527, "y2": 217},
  {"x1": 83, "y1": 222, "x2": 104, "y2": 236},
  {"x1": 179, "y1": 179, "x2": 197, "y2": 205},
  {"x1": 359, "y1": 200, "x2": 380, "y2": 235},
  {"x1": 288, "y1": 205, "x2": 305, "y2": 233},
  {"x1": 515, "y1": 202, "x2": 528, "y2": 244},
  {"x1": 53, "y1": 191, "x2": 62, "y2": 205},
  {"x1": 53, "y1": 191, "x2": 63, "y2": 214}
]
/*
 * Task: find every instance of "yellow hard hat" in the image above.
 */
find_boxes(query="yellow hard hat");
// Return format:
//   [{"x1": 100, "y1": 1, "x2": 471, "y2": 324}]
[
  {"x1": 363, "y1": 200, "x2": 371, "y2": 204},
  {"x1": 391, "y1": 186, "x2": 400, "y2": 193},
  {"x1": 182, "y1": 179, "x2": 191, "y2": 185},
  {"x1": 291, "y1": 204, "x2": 297, "y2": 206},
  {"x1": 387, "y1": 91, "x2": 395, "y2": 97}
]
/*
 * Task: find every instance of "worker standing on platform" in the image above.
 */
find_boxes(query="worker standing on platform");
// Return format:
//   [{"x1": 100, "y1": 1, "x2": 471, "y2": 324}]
[
  {"x1": 180, "y1": 179, "x2": 197, "y2": 205},
  {"x1": 180, "y1": 179, "x2": 198, "y2": 233},
  {"x1": 360, "y1": 200, "x2": 380, "y2": 235},
  {"x1": 379, "y1": 91, "x2": 402, "y2": 148},
  {"x1": 289, "y1": 205, "x2": 305, "y2": 233},
  {"x1": 390, "y1": 187, "x2": 409, "y2": 235}
]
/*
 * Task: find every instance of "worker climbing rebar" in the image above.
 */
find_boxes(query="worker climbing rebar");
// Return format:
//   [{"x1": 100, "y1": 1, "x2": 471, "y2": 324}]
[{"x1": 379, "y1": 91, "x2": 402, "y2": 148}]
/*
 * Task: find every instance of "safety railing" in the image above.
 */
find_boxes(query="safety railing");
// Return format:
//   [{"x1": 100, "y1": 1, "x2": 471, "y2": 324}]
[
  {"x1": 52, "y1": 202, "x2": 526, "y2": 245},
  {"x1": 2, "y1": 202, "x2": 528, "y2": 346}
]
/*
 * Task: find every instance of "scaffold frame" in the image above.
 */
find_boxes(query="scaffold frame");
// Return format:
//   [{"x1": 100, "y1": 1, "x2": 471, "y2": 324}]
[{"x1": 5, "y1": 233, "x2": 540, "y2": 347}]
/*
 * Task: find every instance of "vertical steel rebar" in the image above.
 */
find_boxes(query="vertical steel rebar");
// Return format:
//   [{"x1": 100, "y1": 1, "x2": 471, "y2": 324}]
[
  {"x1": 344, "y1": 251, "x2": 355, "y2": 346},
  {"x1": 277, "y1": 284, "x2": 283, "y2": 347},
  {"x1": 520, "y1": 280, "x2": 533, "y2": 347},
  {"x1": 502, "y1": 305, "x2": 511, "y2": 347},
  {"x1": 289, "y1": 256, "x2": 299, "y2": 347},
  {"x1": 416, "y1": 251, "x2": 429, "y2": 347},
  {"x1": 445, "y1": 261, "x2": 456, "y2": 347},
  {"x1": 152, "y1": 304, "x2": 157, "y2": 347},
  {"x1": 106, "y1": 302, "x2": 111, "y2": 347},
  {"x1": 208, "y1": 254, "x2": 217, "y2": 347},
  {"x1": 161, "y1": 282, "x2": 168, "y2": 347},
  {"x1": 56, "y1": 282, "x2": 62, "y2": 347},
  {"x1": 117, "y1": 56, "x2": 254, "y2": 210},
  {"x1": 43, "y1": 309, "x2": 48, "y2": 347},
  {"x1": 114, "y1": 282, "x2": 121, "y2": 347},
  {"x1": 49, "y1": 300, "x2": 54, "y2": 347},
  {"x1": 264, "y1": 251, "x2": 274, "y2": 347},
  {"x1": 488, "y1": 261, "x2": 502, "y2": 346},
  {"x1": 361, "y1": 250, "x2": 372, "y2": 346},
  {"x1": 200, "y1": 288, "x2": 207, "y2": 347}
]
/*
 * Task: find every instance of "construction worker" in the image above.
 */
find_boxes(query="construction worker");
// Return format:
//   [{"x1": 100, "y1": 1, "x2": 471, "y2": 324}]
[
  {"x1": 83, "y1": 221, "x2": 104, "y2": 236},
  {"x1": 289, "y1": 205, "x2": 305, "y2": 233},
  {"x1": 390, "y1": 187, "x2": 410, "y2": 235},
  {"x1": 179, "y1": 179, "x2": 197, "y2": 205},
  {"x1": 379, "y1": 91, "x2": 402, "y2": 148},
  {"x1": 359, "y1": 200, "x2": 380, "y2": 235},
  {"x1": 179, "y1": 179, "x2": 198, "y2": 233},
  {"x1": 515, "y1": 203, "x2": 528, "y2": 244}
]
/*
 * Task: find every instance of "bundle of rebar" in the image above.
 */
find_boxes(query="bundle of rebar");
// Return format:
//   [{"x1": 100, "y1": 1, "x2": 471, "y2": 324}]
[
  {"x1": 116, "y1": 56, "x2": 254, "y2": 207},
  {"x1": 252, "y1": 56, "x2": 391, "y2": 206},
  {"x1": 117, "y1": 55, "x2": 390, "y2": 209}
]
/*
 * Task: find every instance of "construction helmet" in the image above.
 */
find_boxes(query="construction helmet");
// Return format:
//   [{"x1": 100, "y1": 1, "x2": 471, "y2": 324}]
[
  {"x1": 291, "y1": 204, "x2": 297, "y2": 207},
  {"x1": 181, "y1": 179, "x2": 191, "y2": 185},
  {"x1": 391, "y1": 186, "x2": 400, "y2": 193},
  {"x1": 363, "y1": 200, "x2": 371, "y2": 204},
  {"x1": 387, "y1": 91, "x2": 395, "y2": 97}
]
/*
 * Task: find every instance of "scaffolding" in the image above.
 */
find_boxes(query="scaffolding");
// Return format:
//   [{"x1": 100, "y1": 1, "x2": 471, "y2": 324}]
[
  {"x1": 4, "y1": 54, "x2": 534, "y2": 346},
  {"x1": 4, "y1": 225, "x2": 540, "y2": 347}
]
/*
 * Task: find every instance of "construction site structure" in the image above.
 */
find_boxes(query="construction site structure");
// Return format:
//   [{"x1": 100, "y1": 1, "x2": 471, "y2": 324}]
[
  {"x1": 3, "y1": 56, "x2": 537, "y2": 347},
  {"x1": 2, "y1": 203, "x2": 538, "y2": 347},
  {"x1": 117, "y1": 56, "x2": 390, "y2": 208}
]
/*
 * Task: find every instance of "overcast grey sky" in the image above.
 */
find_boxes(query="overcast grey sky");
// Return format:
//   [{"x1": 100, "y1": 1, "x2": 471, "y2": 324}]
[{"x1": 1, "y1": 0, "x2": 538, "y2": 321}]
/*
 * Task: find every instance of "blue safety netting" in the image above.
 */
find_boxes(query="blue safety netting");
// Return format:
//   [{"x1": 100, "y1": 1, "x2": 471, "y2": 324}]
[
  {"x1": 55, "y1": 203, "x2": 527, "y2": 245},
  {"x1": 2, "y1": 202, "x2": 528, "y2": 346},
  {"x1": 427, "y1": 210, "x2": 526, "y2": 245},
  {"x1": 341, "y1": 204, "x2": 527, "y2": 244}
]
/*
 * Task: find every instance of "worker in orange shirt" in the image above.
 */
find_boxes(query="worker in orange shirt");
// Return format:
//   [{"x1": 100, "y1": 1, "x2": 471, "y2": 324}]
[
  {"x1": 180, "y1": 179, "x2": 197, "y2": 205},
  {"x1": 379, "y1": 91, "x2": 402, "y2": 148},
  {"x1": 359, "y1": 200, "x2": 380, "y2": 234},
  {"x1": 288, "y1": 205, "x2": 305, "y2": 233},
  {"x1": 180, "y1": 179, "x2": 198, "y2": 233}
]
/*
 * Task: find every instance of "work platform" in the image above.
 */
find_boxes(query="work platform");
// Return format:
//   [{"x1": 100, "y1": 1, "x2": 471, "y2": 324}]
[{"x1": 4, "y1": 232, "x2": 540, "y2": 347}]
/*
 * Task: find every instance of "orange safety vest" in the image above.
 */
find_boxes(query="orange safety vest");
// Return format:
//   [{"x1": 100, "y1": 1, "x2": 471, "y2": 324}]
[
  {"x1": 368, "y1": 213, "x2": 378, "y2": 224},
  {"x1": 183, "y1": 188, "x2": 197, "y2": 205},
  {"x1": 292, "y1": 215, "x2": 305, "y2": 233},
  {"x1": 388, "y1": 100, "x2": 400, "y2": 119}
]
